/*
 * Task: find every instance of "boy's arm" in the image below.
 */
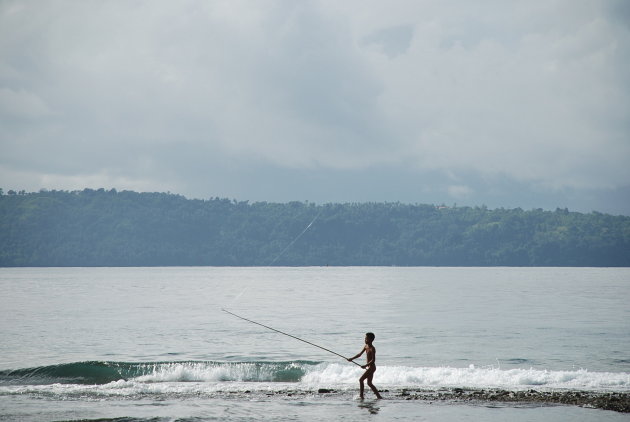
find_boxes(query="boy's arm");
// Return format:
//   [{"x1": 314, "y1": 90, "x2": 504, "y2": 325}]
[{"x1": 347, "y1": 346, "x2": 366, "y2": 361}]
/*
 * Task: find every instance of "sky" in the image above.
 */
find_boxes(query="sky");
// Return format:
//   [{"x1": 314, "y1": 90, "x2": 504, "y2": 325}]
[{"x1": 1, "y1": 0, "x2": 629, "y2": 215}]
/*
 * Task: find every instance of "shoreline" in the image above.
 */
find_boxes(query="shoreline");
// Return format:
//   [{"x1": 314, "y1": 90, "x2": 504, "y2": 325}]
[
  {"x1": 308, "y1": 387, "x2": 630, "y2": 413},
  {"x1": 2, "y1": 386, "x2": 629, "y2": 414}
]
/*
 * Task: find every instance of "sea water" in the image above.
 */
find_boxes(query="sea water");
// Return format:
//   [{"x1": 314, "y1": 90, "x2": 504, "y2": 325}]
[{"x1": 0, "y1": 266, "x2": 628, "y2": 421}]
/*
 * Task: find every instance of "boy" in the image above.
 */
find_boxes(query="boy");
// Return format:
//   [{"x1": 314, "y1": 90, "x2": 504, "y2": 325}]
[{"x1": 347, "y1": 332, "x2": 383, "y2": 399}]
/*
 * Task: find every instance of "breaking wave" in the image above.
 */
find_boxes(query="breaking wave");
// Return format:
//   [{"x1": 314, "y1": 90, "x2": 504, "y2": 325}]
[{"x1": 1, "y1": 360, "x2": 628, "y2": 392}]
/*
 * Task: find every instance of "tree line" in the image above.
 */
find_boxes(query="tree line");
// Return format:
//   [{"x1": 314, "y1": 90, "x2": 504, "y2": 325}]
[{"x1": 1, "y1": 188, "x2": 628, "y2": 267}]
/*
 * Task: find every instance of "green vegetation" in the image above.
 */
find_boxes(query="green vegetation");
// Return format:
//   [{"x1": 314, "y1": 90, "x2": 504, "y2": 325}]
[{"x1": 1, "y1": 188, "x2": 628, "y2": 267}]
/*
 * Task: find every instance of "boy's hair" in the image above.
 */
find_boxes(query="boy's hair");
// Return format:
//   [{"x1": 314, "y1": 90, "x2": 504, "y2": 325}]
[{"x1": 366, "y1": 332, "x2": 375, "y2": 341}]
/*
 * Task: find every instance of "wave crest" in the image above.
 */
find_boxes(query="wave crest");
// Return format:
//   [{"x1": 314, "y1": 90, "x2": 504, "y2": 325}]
[{"x1": 1, "y1": 361, "x2": 628, "y2": 392}]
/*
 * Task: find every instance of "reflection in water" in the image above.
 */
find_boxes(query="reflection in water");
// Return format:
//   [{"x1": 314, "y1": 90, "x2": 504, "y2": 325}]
[{"x1": 358, "y1": 399, "x2": 380, "y2": 415}]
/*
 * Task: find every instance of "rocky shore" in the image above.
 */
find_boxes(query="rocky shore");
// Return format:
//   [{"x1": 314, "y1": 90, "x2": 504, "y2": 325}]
[
  {"x1": 275, "y1": 387, "x2": 630, "y2": 413},
  {"x1": 187, "y1": 387, "x2": 630, "y2": 413},
  {"x1": 395, "y1": 388, "x2": 630, "y2": 413}
]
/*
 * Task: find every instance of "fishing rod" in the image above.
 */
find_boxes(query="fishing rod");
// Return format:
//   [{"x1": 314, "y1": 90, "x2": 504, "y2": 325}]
[{"x1": 222, "y1": 308, "x2": 361, "y2": 367}]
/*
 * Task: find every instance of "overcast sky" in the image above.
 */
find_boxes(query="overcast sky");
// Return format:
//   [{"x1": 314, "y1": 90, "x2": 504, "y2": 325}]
[{"x1": 1, "y1": 1, "x2": 629, "y2": 214}]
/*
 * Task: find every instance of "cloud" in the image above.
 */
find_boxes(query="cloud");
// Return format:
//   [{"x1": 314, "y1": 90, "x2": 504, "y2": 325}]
[
  {"x1": 447, "y1": 185, "x2": 474, "y2": 200},
  {"x1": 0, "y1": 0, "x2": 628, "y2": 213},
  {"x1": 0, "y1": 88, "x2": 52, "y2": 119},
  {"x1": 369, "y1": 1, "x2": 629, "y2": 188},
  {"x1": 362, "y1": 24, "x2": 414, "y2": 58}
]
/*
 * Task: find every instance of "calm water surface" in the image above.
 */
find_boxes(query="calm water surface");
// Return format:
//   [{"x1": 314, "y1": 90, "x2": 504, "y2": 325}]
[{"x1": 0, "y1": 267, "x2": 628, "y2": 421}]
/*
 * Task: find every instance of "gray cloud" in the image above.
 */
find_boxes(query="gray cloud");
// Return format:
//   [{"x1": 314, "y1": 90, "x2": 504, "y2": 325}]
[{"x1": 1, "y1": 0, "x2": 628, "y2": 214}]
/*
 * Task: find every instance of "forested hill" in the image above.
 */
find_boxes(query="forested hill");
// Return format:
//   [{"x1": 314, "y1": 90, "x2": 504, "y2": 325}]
[{"x1": 1, "y1": 188, "x2": 629, "y2": 267}]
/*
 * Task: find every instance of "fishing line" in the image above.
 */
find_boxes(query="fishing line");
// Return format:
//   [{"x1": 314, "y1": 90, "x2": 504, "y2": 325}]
[
  {"x1": 221, "y1": 207, "x2": 354, "y2": 365},
  {"x1": 224, "y1": 207, "x2": 323, "y2": 309},
  {"x1": 267, "y1": 208, "x2": 323, "y2": 266},
  {"x1": 222, "y1": 308, "x2": 361, "y2": 366}
]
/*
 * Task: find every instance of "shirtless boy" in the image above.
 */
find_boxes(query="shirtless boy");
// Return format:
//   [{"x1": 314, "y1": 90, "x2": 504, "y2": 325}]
[{"x1": 347, "y1": 332, "x2": 383, "y2": 399}]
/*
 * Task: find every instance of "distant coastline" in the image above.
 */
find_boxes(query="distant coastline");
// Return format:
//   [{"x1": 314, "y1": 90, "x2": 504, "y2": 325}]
[{"x1": 1, "y1": 188, "x2": 629, "y2": 267}]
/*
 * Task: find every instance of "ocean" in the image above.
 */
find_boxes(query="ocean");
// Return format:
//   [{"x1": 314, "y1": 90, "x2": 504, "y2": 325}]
[{"x1": 0, "y1": 266, "x2": 628, "y2": 421}]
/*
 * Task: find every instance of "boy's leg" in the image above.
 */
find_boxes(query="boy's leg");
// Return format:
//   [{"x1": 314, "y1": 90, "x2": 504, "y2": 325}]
[
  {"x1": 366, "y1": 371, "x2": 382, "y2": 399},
  {"x1": 359, "y1": 372, "x2": 367, "y2": 398}
]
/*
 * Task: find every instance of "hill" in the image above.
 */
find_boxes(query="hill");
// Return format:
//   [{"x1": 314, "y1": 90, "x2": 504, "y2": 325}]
[{"x1": 1, "y1": 188, "x2": 628, "y2": 266}]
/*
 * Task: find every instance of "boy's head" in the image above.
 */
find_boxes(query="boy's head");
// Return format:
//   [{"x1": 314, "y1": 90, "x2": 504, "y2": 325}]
[{"x1": 365, "y1": 332, "x2": 375, "y2": 343}]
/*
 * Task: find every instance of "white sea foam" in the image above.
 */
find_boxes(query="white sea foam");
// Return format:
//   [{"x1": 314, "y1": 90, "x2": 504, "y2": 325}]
[
  {"x1": 134, "y1": 362, "x2": 277, "y2": 383},
  {"x1": 124, "y1": 362, "x2": 630, "y2": 392},
  {"x1": 302, "y1": 364, "x2": 630, "y2": 392},
  {"x1": 1, "y1": 363, "x2": 628, "y2": 398}
]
